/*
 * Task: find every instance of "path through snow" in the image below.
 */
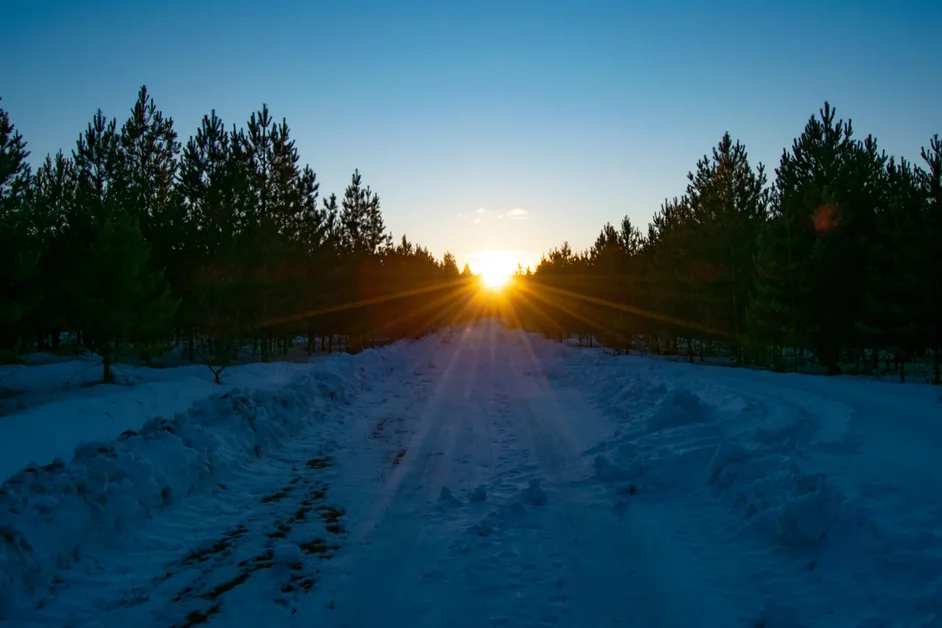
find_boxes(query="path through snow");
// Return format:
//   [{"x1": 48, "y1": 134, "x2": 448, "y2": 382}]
[{"x1": 5, "y1": 321, "x2": 941, "y2": 627}]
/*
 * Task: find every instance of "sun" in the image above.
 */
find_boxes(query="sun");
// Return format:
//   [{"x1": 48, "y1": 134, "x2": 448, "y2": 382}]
[
  {"x1": 481, "y1": 267, "x2": 512, "y2": 289},
  {"x1": 469, "y1": 250, "x2": 519, "y2": 291}
]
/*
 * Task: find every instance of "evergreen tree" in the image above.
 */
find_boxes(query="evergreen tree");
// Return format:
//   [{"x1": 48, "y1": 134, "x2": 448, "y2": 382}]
[
  {"x1": 73, "y1": 109, "x2": 176, "y2": 380},
  {"x1": 856, "y1": 156, "x2": 924, "y2": 380},
  {"x1": 0, "y1": 99, "x2": 38, "y2": 349},
  {"x1": 685, "y1": 132, "x2": 769, "y2": 361},
  {"x1": 72, "y1": 198, "x2": 177, "y2": 382},
  {"x1": 441, "y1": 251, "x2": 459, "y2": 278},
  {"x1": 750, "y1": 103, "x2": 856, "y2": 372},
  {"x1": 340, "y1": 169, "x2": 391, "y2": 256},
  {"x1": 919, "y1": 135, "x2": 942, "y2": 384},
  {"x1": 119, "y1": 85, "x2": 181, "y2": 248},
  {"x1": 178, "y1": 110, "x2": 242, "y2": 365},
  {"x1": 31, "y1": 152, "x2": 78, "y2": 345}
]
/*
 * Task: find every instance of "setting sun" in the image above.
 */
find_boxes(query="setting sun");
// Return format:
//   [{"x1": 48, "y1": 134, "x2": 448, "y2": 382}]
[
  {"x1": 469, "y1": 250, "x2": 520, "y2": 290},
  {"x1": 481, "y1": 268, "x2": 512, "y2": 289}
]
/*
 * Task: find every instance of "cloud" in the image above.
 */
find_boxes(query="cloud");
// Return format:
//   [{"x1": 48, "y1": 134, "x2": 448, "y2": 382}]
[
  {"x1": 506, "y1": 208, "x2": 529, "y2": 219},
  {"x1": 460, "y1": 207, "x2": 530, "y2": 222}
]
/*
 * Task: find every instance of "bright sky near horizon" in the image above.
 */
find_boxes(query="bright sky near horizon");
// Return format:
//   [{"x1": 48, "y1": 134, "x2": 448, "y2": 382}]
[{"x1": 2, "y1": 0, "x2": 939, "y2": 275}]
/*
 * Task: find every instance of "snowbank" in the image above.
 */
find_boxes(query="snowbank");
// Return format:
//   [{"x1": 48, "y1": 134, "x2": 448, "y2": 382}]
[
  {"x1": 0, "y1": 346, "x2": 400, "y2": 619},
  {"x1": 576, "y1": 347, "x2": 942, "y2": 625},
  {"x1": 0, "y1": 358, "x2": 325, "y2": 483}
]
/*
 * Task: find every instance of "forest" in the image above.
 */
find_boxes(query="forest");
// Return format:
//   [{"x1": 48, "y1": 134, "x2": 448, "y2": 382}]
[
  {"x1": 511, "y1": 104, "x2": 942, "y2": 384},
  {"x1": 1, "y1": 88, "x2": 940, "y2": 384},
  {"x1": 0, "y1": 87, "x2": 476, "y2": 382}
]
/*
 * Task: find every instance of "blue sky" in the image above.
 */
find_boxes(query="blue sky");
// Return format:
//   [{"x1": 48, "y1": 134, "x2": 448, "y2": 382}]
[{"x1": 2, "y1": 0, "x2": 939, "y2": 272}]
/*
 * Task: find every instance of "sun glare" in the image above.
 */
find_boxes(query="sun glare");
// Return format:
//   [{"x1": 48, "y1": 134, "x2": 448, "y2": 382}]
[
  {"x1": 470, "y1": 250, "x2": 519, "y2": 291},
  {"x1": 481, "y1": 268, "x2": 512, "y2": 289}
]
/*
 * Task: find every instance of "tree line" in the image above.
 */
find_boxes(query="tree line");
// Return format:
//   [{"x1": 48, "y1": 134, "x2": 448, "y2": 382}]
[
  {"x1": 512, "y1": 103, "x2": 942, "y2": 384},
  {"x1": 0, "y1": 87, "x2": 473, "y2": 382}
]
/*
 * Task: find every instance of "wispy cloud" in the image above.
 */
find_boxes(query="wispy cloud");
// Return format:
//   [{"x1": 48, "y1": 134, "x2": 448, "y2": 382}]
[
  {"x1": 506, "y1": 208, "x2": 529, "y2": 219},
  {"x1": 460, "y1": 207, "x2": 531, "y2": 223}
]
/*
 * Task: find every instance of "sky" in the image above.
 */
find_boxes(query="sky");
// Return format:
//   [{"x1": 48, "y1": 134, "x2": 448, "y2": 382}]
[{"x1": 2, "y1": 0, "x2": 940, "y2": 273}]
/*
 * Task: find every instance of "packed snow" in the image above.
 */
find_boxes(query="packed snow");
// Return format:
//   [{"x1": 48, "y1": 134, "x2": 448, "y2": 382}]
[{"x1": 1, "y1": 321, "x2": 941, "y2": 626}]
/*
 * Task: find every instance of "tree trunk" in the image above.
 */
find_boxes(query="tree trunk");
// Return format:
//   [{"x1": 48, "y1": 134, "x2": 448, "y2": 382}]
[{"x1": 102, "y1": 337, "x2": 114, "y2": 383}]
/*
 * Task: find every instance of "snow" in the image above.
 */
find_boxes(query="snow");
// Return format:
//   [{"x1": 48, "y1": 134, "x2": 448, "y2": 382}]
[
  {"x1": 0, "y1": 356, "x2": 322, "y2": 482},
  {"x1": 1, "y1": 321, "x2": 941, "y2": 626}
]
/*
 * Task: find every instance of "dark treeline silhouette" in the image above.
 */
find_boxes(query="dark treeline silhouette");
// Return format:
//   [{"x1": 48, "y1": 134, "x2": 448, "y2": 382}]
[
  {"x1": 510, "y1": 103, "x2": 942, "y2": 384},
  {"x1": 4, "y1": 92, "x2": 940, "y2": 385},
  {"x1": 0, "y1": 87, "x2": 475, "y2": 382}
]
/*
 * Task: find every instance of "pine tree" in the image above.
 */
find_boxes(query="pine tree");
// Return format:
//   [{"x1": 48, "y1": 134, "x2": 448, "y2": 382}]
[
  {"x1": 441, "y1": 251, "x2": 459, "y2": 278},
  {"x1": 73, "y1": 109, "x2": 176, "y2": 381},
  {"x1": 119, "y1": 86, "x2": 183, "y2": 355},
  {"x1": 749, "y1": 103, "x2": 856, "y2": 372},
  {"x1": 340, "y1": 169, "x2": 391, "y2": 256},
  {"x1": 178, "y1": 110, "x2": 242, "y2": 366},
  {"x1": 0, "y1": 99, "x2": 38, "y2": 349},
  {"x1": 119, "y1": 86, "x2": 181, "y2": 248},
  {"x1": 644, "y1": 196, "x2": 696, "y2": 353},
  {"x1": 685, "y1": 132, "x2": 769, "y2": 361},
  {"x1": 919, "y1": 135, "x2": 942, "y2": 384},
  {"x1": 31, "y1": 152, "x2": 78, "y2": 345},
  {"x1": 856, "y1": 157, "x2": 923, "y2": 381}
]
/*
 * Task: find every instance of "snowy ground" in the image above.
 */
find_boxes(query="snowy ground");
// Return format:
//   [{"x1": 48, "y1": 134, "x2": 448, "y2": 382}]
[
  {"x1": 2, "y1": 321, "x2": 941, "y2": 627},
  {"x1": 0, "y1": 354, "x2": 324, "y2": 482}
]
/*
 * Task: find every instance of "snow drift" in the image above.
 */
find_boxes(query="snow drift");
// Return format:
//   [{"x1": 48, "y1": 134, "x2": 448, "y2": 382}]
[{"x1": 0, "y1": 346, "x2": 399, "y2": 619}]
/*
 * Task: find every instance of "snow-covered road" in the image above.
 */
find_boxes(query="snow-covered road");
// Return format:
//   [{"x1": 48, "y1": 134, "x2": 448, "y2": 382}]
[{"x1": 5, "y1": 321, "x2": 942, "y2": 627}]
